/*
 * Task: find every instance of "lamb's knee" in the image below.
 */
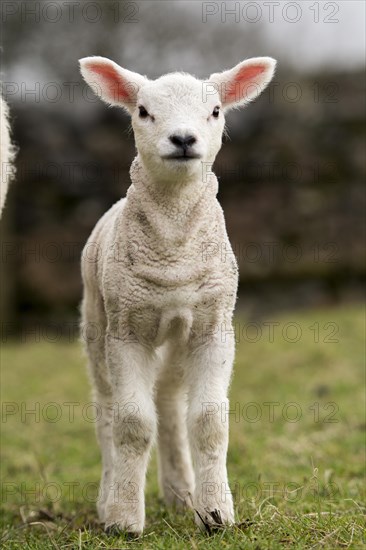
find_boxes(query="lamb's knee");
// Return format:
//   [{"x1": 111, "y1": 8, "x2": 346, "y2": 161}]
[
  {"x1": 188, "y1": 404, "x2": 228, "y2": 455},
  {"x1": 113, "y1": 409, "x2": 156, "y2": 454}
]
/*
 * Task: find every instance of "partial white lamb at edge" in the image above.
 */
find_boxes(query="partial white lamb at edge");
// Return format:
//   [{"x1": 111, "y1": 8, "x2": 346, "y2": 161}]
[
  {"x1": 79, "y1": 55, "x2": 276, "y2": 535},
  {"x1": 0, "y1": 96, "x2": 16, "y2": 217}
]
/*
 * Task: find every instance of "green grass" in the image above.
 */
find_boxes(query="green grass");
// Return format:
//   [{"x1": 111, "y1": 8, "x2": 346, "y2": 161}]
[{"x1": 1, "y1": 305, "x2": 365, "y2": 549}]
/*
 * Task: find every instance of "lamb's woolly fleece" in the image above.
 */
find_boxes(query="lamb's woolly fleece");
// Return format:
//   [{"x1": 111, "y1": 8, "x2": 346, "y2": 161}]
[
  {"x1": 82, "y1": 156, "x2": 238, "y2": 346},
  {"x1": 0, "y1": 96, "x2": 16, "y2": 217}
]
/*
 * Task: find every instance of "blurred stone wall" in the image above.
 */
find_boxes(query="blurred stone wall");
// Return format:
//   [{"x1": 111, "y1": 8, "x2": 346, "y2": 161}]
[{"x1": 1, "y1": 69, "x2": 365, "y2": 330}]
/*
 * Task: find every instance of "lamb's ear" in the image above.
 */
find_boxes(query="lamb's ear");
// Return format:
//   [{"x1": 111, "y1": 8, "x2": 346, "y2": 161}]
[
  {"x1": 209, "y1": 57, "x2": 276, "y2": 111},
  {"x1": 79, "y1": 56, "x2": 148, "y2": 113}
]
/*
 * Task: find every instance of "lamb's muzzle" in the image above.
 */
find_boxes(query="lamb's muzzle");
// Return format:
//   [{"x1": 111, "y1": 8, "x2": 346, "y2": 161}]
[{"x1": 79, "y1": 54, "x2": 276, "y2": 534}]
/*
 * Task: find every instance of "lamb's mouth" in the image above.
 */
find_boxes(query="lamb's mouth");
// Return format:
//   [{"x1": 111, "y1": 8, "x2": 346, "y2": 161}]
[{"x1": 162, "y1": 154, "x2": 202, "y2": 161}]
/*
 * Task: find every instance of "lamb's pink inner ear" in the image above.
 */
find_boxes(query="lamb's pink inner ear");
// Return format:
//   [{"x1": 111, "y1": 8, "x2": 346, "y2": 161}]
[
  {"x1": 224, "y1": 64, "x2": 266, "y2": 104},
  {"x1": 87, "y1": 62, "x2": 132, "y2": 102}
]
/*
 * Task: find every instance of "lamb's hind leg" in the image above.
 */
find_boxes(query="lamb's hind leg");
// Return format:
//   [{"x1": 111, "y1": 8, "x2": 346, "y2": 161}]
[
  {"x1": 156, "y1": 345, "x2": 195, "y2": 508},
  {"x1": 81, "y1": 289, "x2": 113, "y2": 523}
]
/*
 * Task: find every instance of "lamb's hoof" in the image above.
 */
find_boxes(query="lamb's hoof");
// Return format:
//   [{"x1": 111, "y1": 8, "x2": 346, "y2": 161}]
[
  {"x1": 105, "y1": 523, "x2": 141, "y2": 539},
  {"x1": 195, "y1": 508, "x2": 234, "y2": 534}
]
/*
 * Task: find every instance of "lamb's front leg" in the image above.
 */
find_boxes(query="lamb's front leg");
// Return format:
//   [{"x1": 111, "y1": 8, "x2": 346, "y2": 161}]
[
  {"x1": 187, "y1": 333, "x2": 235, "y2": 530},
  {"x1": 104, "y1": 336, "x2": 157, "y2": 535}
]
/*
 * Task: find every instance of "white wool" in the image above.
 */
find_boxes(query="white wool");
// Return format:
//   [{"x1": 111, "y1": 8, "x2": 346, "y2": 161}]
[
  {"x1": 79, "y1": 55, "x2": 276, "y2": 534},
  {"x1": 0, "y1": 96, "x2": 16, "y2": 217}
]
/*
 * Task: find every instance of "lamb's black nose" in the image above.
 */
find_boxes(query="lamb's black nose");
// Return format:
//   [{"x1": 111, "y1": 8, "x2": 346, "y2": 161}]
[{"x1": 170, "y1": 135, "x2": 197, "y2": 150}]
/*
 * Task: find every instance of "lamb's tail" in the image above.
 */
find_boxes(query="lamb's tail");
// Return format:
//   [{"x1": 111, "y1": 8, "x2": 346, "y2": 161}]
[{"x1": 0, "y1": 95, "x2": 16, "y2": 217}]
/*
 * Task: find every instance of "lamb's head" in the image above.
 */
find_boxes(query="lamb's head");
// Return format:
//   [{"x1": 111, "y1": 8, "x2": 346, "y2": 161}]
[{"x1": 79, "y1": 56, "x2": 276, "y2": 183}]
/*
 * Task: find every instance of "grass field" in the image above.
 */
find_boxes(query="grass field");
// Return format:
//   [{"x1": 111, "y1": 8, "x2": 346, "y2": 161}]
[{"x1": 1, "y1": 305, "x2": 365, "y2": 549}]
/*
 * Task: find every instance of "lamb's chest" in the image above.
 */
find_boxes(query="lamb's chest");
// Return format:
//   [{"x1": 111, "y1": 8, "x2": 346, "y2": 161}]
[{"x1": 108, "y1": 275, "x2": 232, "y2": 346}]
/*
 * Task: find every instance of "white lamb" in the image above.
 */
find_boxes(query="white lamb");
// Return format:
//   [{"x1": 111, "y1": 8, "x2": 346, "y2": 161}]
[
  {"x1": 79, "y1": 55, "x2": 276, "y2": 535},
  {"x1": 0, "y1": 96, "x2": 16, "y2": 217}
]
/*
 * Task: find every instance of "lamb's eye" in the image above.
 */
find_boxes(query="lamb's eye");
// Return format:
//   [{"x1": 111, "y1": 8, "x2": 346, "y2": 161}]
[
  {"x1": 138, "y1": 106, "x2": 149, "y2": 118},
  {"x1": 212, "y1": 106, "x2": 220, "y2": 118}
]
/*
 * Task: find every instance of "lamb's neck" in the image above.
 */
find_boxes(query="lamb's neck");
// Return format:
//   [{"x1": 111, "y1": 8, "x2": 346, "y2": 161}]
[
  {"x1": 126, "y1": 156, "x2": 220, "y2": 246},
  {"x1": 129, "y1": 156, "x2": 218, "y2": 219}
]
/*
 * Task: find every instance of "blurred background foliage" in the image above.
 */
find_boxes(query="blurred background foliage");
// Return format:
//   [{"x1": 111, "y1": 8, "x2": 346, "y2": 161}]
[{"x1": 1, "y1": 0, "x2": 365, "y2": 333}]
